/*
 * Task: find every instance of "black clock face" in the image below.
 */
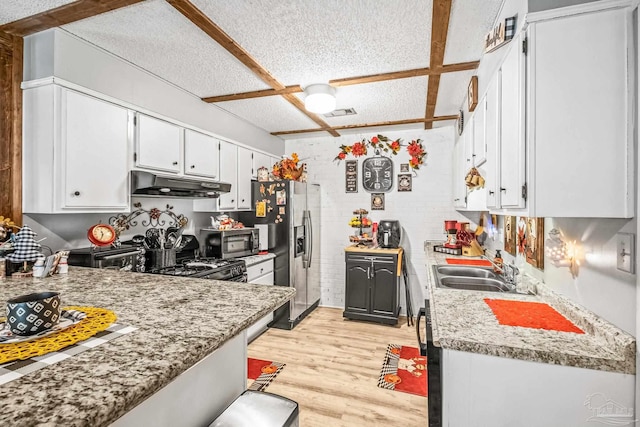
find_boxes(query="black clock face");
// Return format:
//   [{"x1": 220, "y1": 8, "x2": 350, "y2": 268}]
[{"x1": 362, "y1": 157, "x2": 393, "y2": 192}]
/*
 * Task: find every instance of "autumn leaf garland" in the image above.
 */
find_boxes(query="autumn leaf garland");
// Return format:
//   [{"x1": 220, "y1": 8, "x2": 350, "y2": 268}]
[{"x1": 334, "y1": 134, "x2": 426, "y2": 170}]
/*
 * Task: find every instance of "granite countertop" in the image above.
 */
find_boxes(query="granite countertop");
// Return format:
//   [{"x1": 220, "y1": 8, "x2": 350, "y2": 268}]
[
  {"x1": 0, "y1": 267, "x2": 295, "y2": 426},
  {"x1": 239, "y1": 252, "x2": 276, "y2": 267},
  {"x1": 425, "y1": 243, "x2": 635, "y2": 374}
]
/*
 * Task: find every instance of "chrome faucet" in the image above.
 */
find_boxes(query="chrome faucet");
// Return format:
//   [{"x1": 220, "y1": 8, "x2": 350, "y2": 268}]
[{"x1": 481, "y1": 255, "x2": 520, "y2": 288}]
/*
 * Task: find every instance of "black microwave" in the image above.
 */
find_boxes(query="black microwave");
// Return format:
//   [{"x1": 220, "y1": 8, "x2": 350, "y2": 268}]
[{"x1": 200, "y1": 228, "x2": 259, "y2": 259}]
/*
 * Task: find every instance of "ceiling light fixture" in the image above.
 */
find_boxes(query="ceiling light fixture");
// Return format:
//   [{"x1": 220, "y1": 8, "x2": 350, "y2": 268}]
[{"x1": 304, "y1": 84, "x2": 336, "y2": 114}]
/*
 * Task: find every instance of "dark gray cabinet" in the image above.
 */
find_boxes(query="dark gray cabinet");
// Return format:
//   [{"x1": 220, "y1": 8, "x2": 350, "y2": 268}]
[{"x1": 344, "y1": 251, "x2": 400, "y2": 324}]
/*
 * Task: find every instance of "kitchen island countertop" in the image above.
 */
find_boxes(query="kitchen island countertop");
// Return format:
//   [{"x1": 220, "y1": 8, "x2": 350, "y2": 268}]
[
  {"x1": 0, "y1": 267, "x2": 295, "y2": 426},
  {"x1": 425, "y1": 243, "x2": 635, "y2": 374}
]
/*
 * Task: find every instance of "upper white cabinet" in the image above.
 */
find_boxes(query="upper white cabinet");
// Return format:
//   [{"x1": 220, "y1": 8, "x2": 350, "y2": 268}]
[
  {"x1": 472, "y1": 96, "x2": 487, "y2": 167},
  {"x1": 253, "y1": 151, "x2": 271, "y2": 178},
  {"x1": 184, "y1": 129, "x2": 219, "y2": 179},
  {"x1": 217, "y1": 141, "x2": 238, "y2": 211},
  {"x1": 237, "y1": 147, "x2": 253, "y2": 210},
  {"x1": 135, "y1": 114, "x2": 182, "y2": 174},
  {"x1": 524, "y1": 4, "x2": 633, "y2": 217},
  {"x1": 485, "y1": 71, "x2": 501, "y2": 210},
  {"x1": 497, "y1": 33, "x2": 526, "y2": 210},
  {"x1": 23, "y1": 85, "x2": 130, "y2": 213},
  {"x1": 452, "y1": 134, "x2": 467, "y2": 209}
]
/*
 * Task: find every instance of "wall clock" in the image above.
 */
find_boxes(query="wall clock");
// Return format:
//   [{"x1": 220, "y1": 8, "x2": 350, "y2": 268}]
[
  {"x1": 362, "y1": 156, "x2": 393, "y2": 192},
  {"x1": 87, "y1": 223, "x2": 116, "y2": 246}
]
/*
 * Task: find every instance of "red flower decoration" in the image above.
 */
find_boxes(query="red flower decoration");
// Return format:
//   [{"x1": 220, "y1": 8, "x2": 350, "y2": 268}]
[
  {"x1": 338, "y1": 152, "x2": 346, "y2": 160},
  {"x1": 351, "y1": 142, "x2": 367, "y2": 157},
  {"x1": 333, "y1": 135, "x2": 427, "y2": 171},
  {"x1": 371, "y1": 136, "x2": 379, "y2": 145}
]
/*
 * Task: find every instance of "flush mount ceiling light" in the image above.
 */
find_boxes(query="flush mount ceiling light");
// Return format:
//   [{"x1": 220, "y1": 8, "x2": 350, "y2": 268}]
[{"x1": 304, "y1": 84, "x2": 336, "y2": 114}]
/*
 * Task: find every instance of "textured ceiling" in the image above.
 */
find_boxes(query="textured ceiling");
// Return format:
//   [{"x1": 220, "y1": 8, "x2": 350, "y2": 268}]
[
  {"x1": 5, "y1": 0, "x2": 504, "y2": 139},
  {"x1": 0, "y1": 0, "x2": 75, "y2": 25}
]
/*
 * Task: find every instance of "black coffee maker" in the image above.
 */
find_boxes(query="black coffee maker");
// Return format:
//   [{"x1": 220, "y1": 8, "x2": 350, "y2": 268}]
[{"x1": 377, "y1": 220, "x2": 402, "y2": 248}]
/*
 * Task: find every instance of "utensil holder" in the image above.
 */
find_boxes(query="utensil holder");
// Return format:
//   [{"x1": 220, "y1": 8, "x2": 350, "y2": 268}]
[{"x1": 148, "y1": 249, "x2": 176, "y2": 270}]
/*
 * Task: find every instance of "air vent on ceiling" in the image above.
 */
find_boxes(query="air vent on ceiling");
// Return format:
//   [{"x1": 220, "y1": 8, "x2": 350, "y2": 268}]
[{"x1": 324, "y1": 108, "x2": 357, "y2": 118}]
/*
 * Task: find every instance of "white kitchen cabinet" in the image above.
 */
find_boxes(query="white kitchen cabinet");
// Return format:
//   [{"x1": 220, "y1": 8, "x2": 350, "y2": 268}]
[
  {"x1": 23, "y1": 85, "x2": 130, "y2": 213},
  {"x1": 135, "y1": 114, "x2": 182, "y2": 174},
  {"x1": 237, "y1": 147, "x2": 253, "y2": 210},
  {"x1": 472, "y1": 96, "x2": 487, "y2": 167},
  {"x1": 184, "y1": 129, "x2": 219, "y2": 179},
  {"x1": 452, "y1": 134, "x2": 467, "y2": 209},
  {"x1": 252, "y1": 151, "x2": 271, "y2": 179},
  {"x1": 246, "y1": 258, "x2": 275, "y2": 342},
  {"x1": 498, "y1": 33, "x2": 527, "y2": 210},
  {"x1": 484, "y1": 71, "x2": 501, "y2": 210},
  {"x1": 217, "y1": 141, "x2": 238, "y2": 211},
  {"x1": 523, "y1": 4, "x2": 633, "y2": 217},
  {"x1": 442, "y1": 349, "x2": 634, "y2": 427}
]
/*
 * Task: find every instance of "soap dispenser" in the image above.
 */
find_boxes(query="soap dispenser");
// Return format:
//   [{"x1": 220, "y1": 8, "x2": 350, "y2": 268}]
[{"x1": 493, "y1": 250, "x2": 503, "y2": 274}]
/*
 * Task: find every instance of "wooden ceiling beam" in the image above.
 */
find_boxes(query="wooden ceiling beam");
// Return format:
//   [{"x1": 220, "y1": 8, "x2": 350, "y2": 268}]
[
  {"x1": 168, "y1": 0, "x2": 338, "y2": 136},
  {"x1": 202, "y1": 86, "x2": 303, "y2": 103},
  {"x1": 271, "y1": 115, "x2": 458, "y2": 136},
  {"x1": 424, "y1": 0, "x2": 453, "y2": 130},
  {"x1": 0, "y1": 0, "x2": 144, "y2": 37}
]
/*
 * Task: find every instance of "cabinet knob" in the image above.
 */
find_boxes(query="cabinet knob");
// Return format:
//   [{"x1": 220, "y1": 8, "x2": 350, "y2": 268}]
[
  {"x1": 500, "y1": 188, "x2": 507, "y2": 192},
  {"x1": 231, "y1": 199, "x2": 235, "y2": 203},
  {"x1": 73, "y1": 191, "x2": 80, "y2": 196},
  {"x1": 241, "y1": 199, "x2": 245, "y2": 203},
  {"x1": 454, "y1": 198, "x2": 460, "y2": 201},
  {"x1": 489, "y1": 191, "x2": 495, "y2": 195},
  {"x1": 172, "y1": 161, "x2": 178, "y2": 166},
  {"x1": 260, "y1": 268, "x2": 264, "y2": 273},
  {"x1": 190, "y1": 165, "x2": 195, "y2": 169}
]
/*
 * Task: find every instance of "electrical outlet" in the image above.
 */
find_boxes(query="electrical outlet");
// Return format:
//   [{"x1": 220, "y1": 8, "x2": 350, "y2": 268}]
[{"x1": 616, "y1": 233, "x2": 635, "y2": 273}]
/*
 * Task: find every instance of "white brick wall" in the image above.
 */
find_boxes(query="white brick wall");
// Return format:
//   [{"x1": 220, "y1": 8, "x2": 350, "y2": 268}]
[{"x1": 286, "y1": 127, "x2": 465, "y2": 315}]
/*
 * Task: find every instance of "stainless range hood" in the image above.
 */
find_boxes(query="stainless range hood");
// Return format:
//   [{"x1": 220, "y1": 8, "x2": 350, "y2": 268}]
[{"x1": 131, "y1": 170, "x2": 231, "y2": 198}]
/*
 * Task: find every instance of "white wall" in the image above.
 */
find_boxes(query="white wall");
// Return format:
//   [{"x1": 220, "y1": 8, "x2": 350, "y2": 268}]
[
  {"x1": 285, "y1": 127, "x2": 464, "y2": 314},
  {"x1": 23, "y1": 29, "x2": 284, "y2": 156}
]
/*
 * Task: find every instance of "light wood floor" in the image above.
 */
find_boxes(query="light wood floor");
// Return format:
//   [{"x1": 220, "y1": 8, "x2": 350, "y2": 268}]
[{"x1": 248, "y1": 307, "x2": 428, "y2": 427}]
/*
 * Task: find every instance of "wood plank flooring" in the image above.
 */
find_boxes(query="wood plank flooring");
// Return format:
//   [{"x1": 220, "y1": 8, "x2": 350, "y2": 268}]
[{"x1": 248, "y1": 307, "x2": 428, "y2": 426}]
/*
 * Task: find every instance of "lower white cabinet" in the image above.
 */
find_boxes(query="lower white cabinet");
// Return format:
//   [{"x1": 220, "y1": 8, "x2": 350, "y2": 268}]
[
  {"x1": 23, "y1": 85, "x2": 130, "y2": 213},
  {"x1": 442, "y1": 349, "x2": 634, "y2": 427},
  {"x1": 246, "y1": 258, "x2": 274, "y2": 342}
]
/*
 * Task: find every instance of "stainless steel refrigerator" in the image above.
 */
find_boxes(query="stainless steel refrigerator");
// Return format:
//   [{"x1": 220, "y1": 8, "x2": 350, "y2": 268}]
[{"x1": 238, "y1": 181, "x2": 320, "y2": 329}]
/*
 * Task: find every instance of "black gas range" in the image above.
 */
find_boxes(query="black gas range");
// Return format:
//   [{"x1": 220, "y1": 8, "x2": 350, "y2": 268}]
[{"x1": 150, "y1": 258, "x2": 247, "y2": 282}]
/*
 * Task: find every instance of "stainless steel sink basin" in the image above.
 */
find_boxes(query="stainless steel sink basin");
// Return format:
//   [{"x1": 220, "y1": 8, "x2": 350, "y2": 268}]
[
  {"x1": 435, "y1": 265, "x2": 498, "y2": 279},
  {"x1": 432, "y1": 265, "x2": 514, "y2": 293},
  {"x1": 437, "y1": 276, "x2": 514, "y2": 292}
]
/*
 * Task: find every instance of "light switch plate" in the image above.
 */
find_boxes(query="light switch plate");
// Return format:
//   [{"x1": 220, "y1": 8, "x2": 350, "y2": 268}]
[{"x1": 616, "y1": 233, "x2": 635, "y2": 273}]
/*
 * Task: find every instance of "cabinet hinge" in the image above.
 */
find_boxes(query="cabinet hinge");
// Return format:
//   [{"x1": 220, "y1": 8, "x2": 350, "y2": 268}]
[
  {"x1": 522, "y1": 183, "x2": 528, "y2": 201},
  {"x1": 464, "y1": 195, "x2": 468, "y2": 204},
  {"x1": 133, "y1": 115, "x2": 137, "y2": 126},
  {"x1": 522, "y1": 37, "x2": 528, "y2": 55},
  {"x1": 133, "y1": 152, "x2": 137, "y2": 162}
]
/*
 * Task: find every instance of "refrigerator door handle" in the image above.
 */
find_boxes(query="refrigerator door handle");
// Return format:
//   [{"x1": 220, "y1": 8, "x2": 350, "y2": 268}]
[
  {"x1": 307, "y1": 210, "x2": 313, "y2": 267},
  {"x1": 302, "y1": 210, "x2": 311, "y2": 269}
]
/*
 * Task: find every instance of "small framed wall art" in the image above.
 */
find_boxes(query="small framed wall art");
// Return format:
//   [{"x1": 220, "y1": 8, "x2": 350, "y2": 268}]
[
  {"x1": 400, "y1": 163, "x2": 410, "y2": 173},
  {"x1": 345, "y1": 160, "x2": 358, "y2": 193},
  {"x1": 525, "y1": 217, "x2": 545, "y2": 269},
  {"x1": 398, "y1": 174, "x2": 412, "y2": 192},
  {"x1": 503, "y1": 216, "x2": 516, "y2": 256},
  {"x1": 371, "y1": 193, "x2": 385, "y2": 210},
  {"x1": 468, "y1": 76, "x2": 478, "y2": 112}
]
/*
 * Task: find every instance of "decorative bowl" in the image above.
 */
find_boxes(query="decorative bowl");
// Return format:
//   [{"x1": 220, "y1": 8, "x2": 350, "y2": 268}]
[{"x1": 6, "y1": 291, "x2": 61, "y2": 336}]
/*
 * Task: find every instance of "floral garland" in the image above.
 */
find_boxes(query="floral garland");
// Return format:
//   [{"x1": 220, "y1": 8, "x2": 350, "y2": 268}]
[{"x1": 334, "y1": 135, "x2": 426, "y2": 169}]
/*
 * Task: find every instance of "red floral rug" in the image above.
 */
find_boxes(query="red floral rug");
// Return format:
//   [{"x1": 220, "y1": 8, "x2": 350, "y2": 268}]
[
  {"x1": 377, "y1": 344, "x2": 427, "y2": 397},
  {"x1": 247, "y1": 357, "x2": 285, "y2": 391},
  {"x1": 445, "y1": 258, "x2": 493, "y2": 266}
]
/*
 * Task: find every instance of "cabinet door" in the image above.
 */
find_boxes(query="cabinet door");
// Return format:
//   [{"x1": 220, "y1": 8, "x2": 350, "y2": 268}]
[
  {"x1": 472, "y1": 97, "x2": 486, "y2": 166},
  {"x1": 236, "y1": 146, "x2": 253, "y2": 210},
  {"x1": 253, "y1": 152, "x2": 271, "y2": 177},
  {"x1": 217, "y1": 141, "x2": 238, "y2": 210},
  {"x1": 485, "y1": 71, "x2": 501, "y2": 209},
  {"x1": 184, "y1": 129, "x2": 219, "y2": 179},
  {"x1": 251, "y1": 271, "x2": 274, "y2": 285},
  {"x1": 370, "y1": 257, "x2": 397, "y2": 317},
  {"x1": 345, "y1": 259, "x2": 370, "y2": 314},
  {"x1": 136, "y1": 114, "x2": 182, "y2": 173},
  {"x1": 499, "y1": 36, "x2": 526, "y2": 209},
  {"x1": 452, "y1": 137, "x2": 466, "y2": 209},
  {"x1": 62, "y1": 90, "x2": 129, "y2": 209}
]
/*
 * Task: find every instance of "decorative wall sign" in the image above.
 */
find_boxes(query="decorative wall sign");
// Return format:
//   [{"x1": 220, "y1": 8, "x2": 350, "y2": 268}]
[
  {"x1": 400, "y1": 163, "x2": 409, "y2": 173},
  {"x1": 525, "y1": 217, "x2": 545, "y2": 269},
  {"x1": 468, "y1": 76, "x2": 478, "y2": 112},
  {"x1": 504, "y1": 216, "x2": 516, "y2": 256},
  {"x1": 398, "y1": 174, "x2": 412, "y2": 192},
  {"x1": 371, "y1": 193, "x2": 385, "y2": 210},
  {"x1": 345, "y1": 160, "x2": 358, "y2": 193},
  {"x1": 484, "y1": 16, "x2": 516, "y2": 53}
]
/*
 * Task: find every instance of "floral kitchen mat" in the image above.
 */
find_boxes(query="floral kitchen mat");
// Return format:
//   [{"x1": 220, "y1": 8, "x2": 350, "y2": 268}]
[{"x1": 0, "y1": 323, "x2": 137, "y2": 385}]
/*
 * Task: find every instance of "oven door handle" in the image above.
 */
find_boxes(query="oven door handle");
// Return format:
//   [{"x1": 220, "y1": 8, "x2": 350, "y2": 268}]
[
  {"x1": 416, "y1": 307, "x2": 427, "y2": 356},
  {"x1": 94, "y1": 249, "x2": 143, "y2": 260}
]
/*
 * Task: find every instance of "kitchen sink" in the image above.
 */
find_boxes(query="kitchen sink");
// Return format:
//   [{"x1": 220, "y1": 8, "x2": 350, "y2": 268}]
[
  {"x1": 434, "y1": 265, "x2": 499, "y2": 279},
  {"x1": 432, "y1": 265, "x2": 515, "y2": 293}
]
